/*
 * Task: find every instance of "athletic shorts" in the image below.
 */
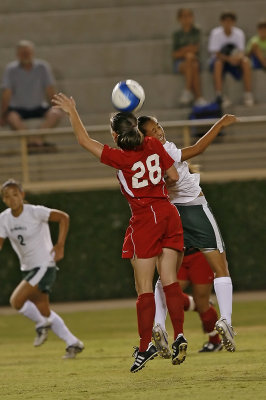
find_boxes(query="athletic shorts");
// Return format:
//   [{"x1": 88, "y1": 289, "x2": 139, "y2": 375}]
[
  {"x1": 22, "y1": 266, "x2": 58, "y2": 294},
  {"x1": 7, "y1": 106, "x2": 50, "y2": 120},
  {"x1": 250, "y1": 54, "x2": 264, "y2": 69},
  {"x1": 209, "y1": 58, "x2": 242, "y2": 80},
  {"x1": 175, "y1": 202, "x2": 225, "y2": 252},
  {"x1": 122, "y1": 199, "x2": 184, "y2": 259},
  {"x1": 177, "y1": 251, "x2": 214, "y2": 284}
]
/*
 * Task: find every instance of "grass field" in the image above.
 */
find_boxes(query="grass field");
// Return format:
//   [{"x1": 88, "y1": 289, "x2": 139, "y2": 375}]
[{"x1": 0, "y1": 299, "x2": 265, "y2": 400}]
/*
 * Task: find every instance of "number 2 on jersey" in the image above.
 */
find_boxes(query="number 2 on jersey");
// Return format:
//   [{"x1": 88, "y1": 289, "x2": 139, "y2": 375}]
[
  {"x1": 132, "y1": 154, "x2": 161, "y2": 188},
  {"x1": 17, "y1": 234, "x2": 26, "y2": 246}
]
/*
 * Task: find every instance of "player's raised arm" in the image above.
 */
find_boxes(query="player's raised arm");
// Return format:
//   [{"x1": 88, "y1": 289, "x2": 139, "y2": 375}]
[
  {"x1": 181, "y1": 114, "x2": 238, "y2": 161},
  {"x1": 52, "y1": 93, "x2": 104, "y2": 159}
]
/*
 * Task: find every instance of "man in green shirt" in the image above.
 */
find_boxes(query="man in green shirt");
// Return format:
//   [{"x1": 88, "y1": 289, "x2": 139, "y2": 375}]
[{"x1": 172, "y1": 8, "x2": 207, "y2": 107}]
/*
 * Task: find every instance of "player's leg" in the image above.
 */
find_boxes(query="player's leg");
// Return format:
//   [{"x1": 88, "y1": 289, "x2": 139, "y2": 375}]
[
  {"x1": 130, "y1": 256, "x2": 158, "y2": 373},
  {"x1": 192, "y1": 283, "x2": 222, "y2": 352},
  {"x1": 202, "y1": 250, "x2": 236, "y2": 351},
  {"x1": 158, "y1": 248, "x2": 187, "y2": 365}
]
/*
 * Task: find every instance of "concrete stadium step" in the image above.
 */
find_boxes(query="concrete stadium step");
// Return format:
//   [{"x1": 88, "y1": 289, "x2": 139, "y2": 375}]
[
  {"x1": 0, "y1": 0, "x2": 213, "y2": 14},
  {"x1": 0, "y1": 1, "x2": 265, "y2": 47}
]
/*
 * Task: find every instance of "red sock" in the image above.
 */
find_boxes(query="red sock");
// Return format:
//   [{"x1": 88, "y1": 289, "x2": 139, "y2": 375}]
[
  {"x1": 199, "y1": 306, "x2": 221, "y2": 344},
  {"x1": 183, "y1": 292, "x2": 190, "y2": 311},
  {"x1": 136, "y1": 293, "x2": 155, "y2": 352},
  {"x1": 163, "y1": 282, "x2": 184, "y2": 339}
]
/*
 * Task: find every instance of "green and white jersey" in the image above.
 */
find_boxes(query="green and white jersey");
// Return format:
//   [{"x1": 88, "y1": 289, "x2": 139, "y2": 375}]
[
  {"x1": 0, "y1": 204, "x2": 55, "y2": 271},
  {"x1": 164, "y1": 141, "x2": 202, "y2": 204}
]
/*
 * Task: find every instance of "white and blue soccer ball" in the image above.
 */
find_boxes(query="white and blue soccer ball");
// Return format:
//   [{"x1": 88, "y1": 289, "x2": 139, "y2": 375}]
[{"x1": 111, "y1": 79, "x2": 145, "y2": 112}]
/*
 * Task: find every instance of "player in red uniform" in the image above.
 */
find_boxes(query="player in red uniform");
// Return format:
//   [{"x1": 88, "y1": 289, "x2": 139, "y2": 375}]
[
  {"x1": 52, "y1": 93, "x2": 186, "y2": 373},
  {"x1": 154, "y1": 248, "x2": 222, "y2": 356}
]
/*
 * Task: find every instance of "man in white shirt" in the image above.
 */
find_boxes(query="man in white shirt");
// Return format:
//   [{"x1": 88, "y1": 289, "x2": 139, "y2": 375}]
[{"x1": 208, "y1": 11, "x2": 254, "y2": 107}]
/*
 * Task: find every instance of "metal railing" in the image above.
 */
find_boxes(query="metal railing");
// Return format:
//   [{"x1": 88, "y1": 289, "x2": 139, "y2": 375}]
[{"x1": 0, "y1": 115, "x2": 266, "y2": 193}]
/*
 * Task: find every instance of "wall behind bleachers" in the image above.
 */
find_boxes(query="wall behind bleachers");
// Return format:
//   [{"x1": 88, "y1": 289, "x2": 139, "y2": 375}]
[{"x1": 0, "y1": 0, "x2": 266, "y2": 124}]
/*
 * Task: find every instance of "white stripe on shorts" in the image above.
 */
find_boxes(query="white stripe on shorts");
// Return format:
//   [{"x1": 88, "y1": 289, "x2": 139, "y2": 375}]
[
  {"x1": 202, "y1": 204, "x2": 224, "y2": 253},
  {"x1": 28, "y1": 266, "x2": 48, "y2": 287}
]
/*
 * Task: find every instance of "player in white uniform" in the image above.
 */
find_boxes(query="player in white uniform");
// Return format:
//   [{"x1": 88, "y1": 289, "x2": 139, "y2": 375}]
[
  {"x1": 0, "y1": 179, "x2": 84, "y2": 359},
  {"x1": 138, "y1": 114, "x2": 238, "y2": 353}
]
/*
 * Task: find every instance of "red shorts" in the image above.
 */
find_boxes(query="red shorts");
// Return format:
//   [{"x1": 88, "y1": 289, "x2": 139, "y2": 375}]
[
  {"x1": 177, "y1": 251, "x2": 214, "y2": 284},
  {"x1": 122, "y1": 199, "x2": 184, "y2": 259}
]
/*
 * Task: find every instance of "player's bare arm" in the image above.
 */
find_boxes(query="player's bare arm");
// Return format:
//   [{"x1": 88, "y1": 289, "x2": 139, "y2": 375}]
[
  {"x1": 181, "y1": 114, "x2": 238, "y2": 161},
  {"x1": 52, "y1": 93, "x2": 104, "y2": 159},
  {"x1": 49, "y1": 210, "x2": 69, "y2": 262},
  {"x1": 165, "y1": 164, "x2": 179, "y2": 183}
]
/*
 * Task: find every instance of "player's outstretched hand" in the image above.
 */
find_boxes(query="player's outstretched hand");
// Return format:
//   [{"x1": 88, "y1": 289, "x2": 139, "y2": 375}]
[
  {"x1": 52, "y1": 93, "x2": 76, "y2": 115},
  {"x1": 220, "y1": 114, "x2": 238, "y2": 127}
]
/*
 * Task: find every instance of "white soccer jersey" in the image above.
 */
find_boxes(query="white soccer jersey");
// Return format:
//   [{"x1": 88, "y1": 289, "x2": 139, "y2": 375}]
[
  {"x1": 0, "y1": 204, "x2": 55, "y2": 271},
  {"x1": 163, "y1": 141, "x2": 202, "y2": 204}
]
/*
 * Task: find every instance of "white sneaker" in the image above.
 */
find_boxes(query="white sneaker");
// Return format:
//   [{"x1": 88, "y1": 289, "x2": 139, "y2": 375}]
[
  {"x1": 215, "y1": 318, "x2": 236, "y2": 352},
  {"x1": 194, "y1": 97, "x2": 208, "y2": 107},
  {"x1": 152, "y1": 323, "x2": 171, "y2": 359},
  {"x1": 179, "y1": 89, "x2": 193, "y2": 106},
  {"x1": 62, "y1": 340, "x2": 84, "y2": 359},
  {"x1": 33, "y1": 322, "x2": 51, "y2": 347},
  {"x1": 243, "y1": 92, "x2": 254, "y2": 106}
]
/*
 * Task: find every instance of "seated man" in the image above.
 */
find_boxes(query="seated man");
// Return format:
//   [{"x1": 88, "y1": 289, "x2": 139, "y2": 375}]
[
  {"x1": 208, "y1": 11, "x2": 254, "y2": 107},
  {"x1": 172, "y1": 8, "x2": 207, "y2": 107},
  {"x1": 0, "y1": 40, "x2": 62, "y2": 152},
  {"x1": 247, "y1": 19, "x2": 266, "y2": 70}
]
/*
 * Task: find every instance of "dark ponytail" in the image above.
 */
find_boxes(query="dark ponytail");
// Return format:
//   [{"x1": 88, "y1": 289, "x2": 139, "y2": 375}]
[
  {"x1": 137, "y1": 115, "x2": 153, "y2": 136},
  {"x1": 110, "y1": 112, "x2": 142, "y2": 150}
]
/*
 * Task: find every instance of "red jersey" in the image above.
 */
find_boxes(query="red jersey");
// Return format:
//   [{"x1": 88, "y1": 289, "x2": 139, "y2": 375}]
[{"x1": 101, "y1": 136, "x2": 175, "y2": 211}]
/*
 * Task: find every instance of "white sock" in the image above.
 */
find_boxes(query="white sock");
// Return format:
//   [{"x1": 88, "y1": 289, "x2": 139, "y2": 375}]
[
  {"x1": 188, "y1": 295, "x2": 196, "y2": 311},
  {"x1": 18, "y1": 301, "x2": 49, "y2": 327},
  {"x1": 154, "y1": 279, "x2": 167, "y2": 330},
  {"x1": 214, "y1": 277, "x2": 233, "y2": 325},
  {"x1": 49, "y1": 310, "x2": 78, "y2": 346}
]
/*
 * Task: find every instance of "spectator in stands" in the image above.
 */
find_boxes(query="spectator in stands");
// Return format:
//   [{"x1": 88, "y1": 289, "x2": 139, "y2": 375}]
[
  {"x1": 246, "y1": 19, "x2": 266, "y2": 70},
  {"x1": 0, "y1": 40, "x2": 62, "y2": 152},
  {"x1": 208, "y1": 11, "x2": 254, "y2": 107},
  {"x1": 172, "y1": 8, "x2": 207, "y2": 107}
]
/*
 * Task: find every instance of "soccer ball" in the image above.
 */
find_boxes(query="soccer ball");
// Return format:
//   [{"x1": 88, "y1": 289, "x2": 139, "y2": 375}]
[{"x1": 111, "y1": 79, "x2": 145, "y2": 112}]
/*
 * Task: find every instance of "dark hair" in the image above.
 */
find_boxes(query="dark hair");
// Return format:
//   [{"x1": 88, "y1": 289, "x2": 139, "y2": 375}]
[
  {"x1": 1, "y1": 179, "x2": 23, "y2": 196},
  {"x1": 177, "y1": 8, "x2": 193, "y2": 19},
  {"x1": 137, "y1": 115, "x2": 154, "y2": 136},
  {"x1": 257, "y1": 19, "x2": 266, "y2": 29},
  {"x1": 220, "y1": 11, "x2": 237, "y2": 21},
  {"x1": 110, "y1": 112, "x2": 142, "y2": 150}
]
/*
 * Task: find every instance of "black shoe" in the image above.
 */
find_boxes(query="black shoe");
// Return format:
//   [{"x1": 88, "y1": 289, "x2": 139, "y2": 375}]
[
  {"x1": 172, "y1": 334, "x2": 188, "y2": 365},
  {"x1": 198, "y1": 341, "x2": 223, "y2": 353},
  {"x1": 130, "y1": 343, "x2": 158, "y2": 373}
]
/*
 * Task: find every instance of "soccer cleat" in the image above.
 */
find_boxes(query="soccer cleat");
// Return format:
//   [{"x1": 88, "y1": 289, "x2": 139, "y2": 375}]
[
  {"x1": 172, "y1": 334, "x2": 188, "y2": 365},
  {"x1": 130, "y1": 342, "x2": 158, "y2": 373},
  {"x1": 152, "y1": 324, "x2": 171, "y2": 359},
  {"x1": 62, "y1": 340, "x2": 84, "y2": 359},
  {"x1": 215, "y1": 318, "x2": 236, "y2": 352},
  {"x1": 198, "y1": 341, "x2": 223, "y2": 353},
  {"x1": 33, "y1": 322, "x2": 51, "y2": 347}
]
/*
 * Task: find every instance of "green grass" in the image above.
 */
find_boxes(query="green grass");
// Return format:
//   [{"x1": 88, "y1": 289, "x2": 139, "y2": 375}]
[{"x1": 0, "y1": 300, "x2": 266, "y2": 400}]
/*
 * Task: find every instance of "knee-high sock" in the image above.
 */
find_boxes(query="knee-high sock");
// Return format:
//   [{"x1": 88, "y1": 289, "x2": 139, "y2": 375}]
[
  {"x1": 199, "y1": 306, "x2": 221, "y2": 344},
  {"x1": 183, "y1": 293, "x2": 195, "y2": 311},
  {"x1": 18, "y1": 300, "x2": 49, "y2": 328},
  {"x1": 214, "y1": 276, "x2": 233, "y2": 325},
  {"x1": 163, "y1": 282, "x2": 184, "y2": 340},
  {"x1": 49, "y1": 310, "x2": 78, "y2": 347},
  {"x1": 136, "y1": 293, "x2": 155, "y2": 352},
  {"x1": 154, "y1": 279, "x2": 167, "y2": 330}
]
